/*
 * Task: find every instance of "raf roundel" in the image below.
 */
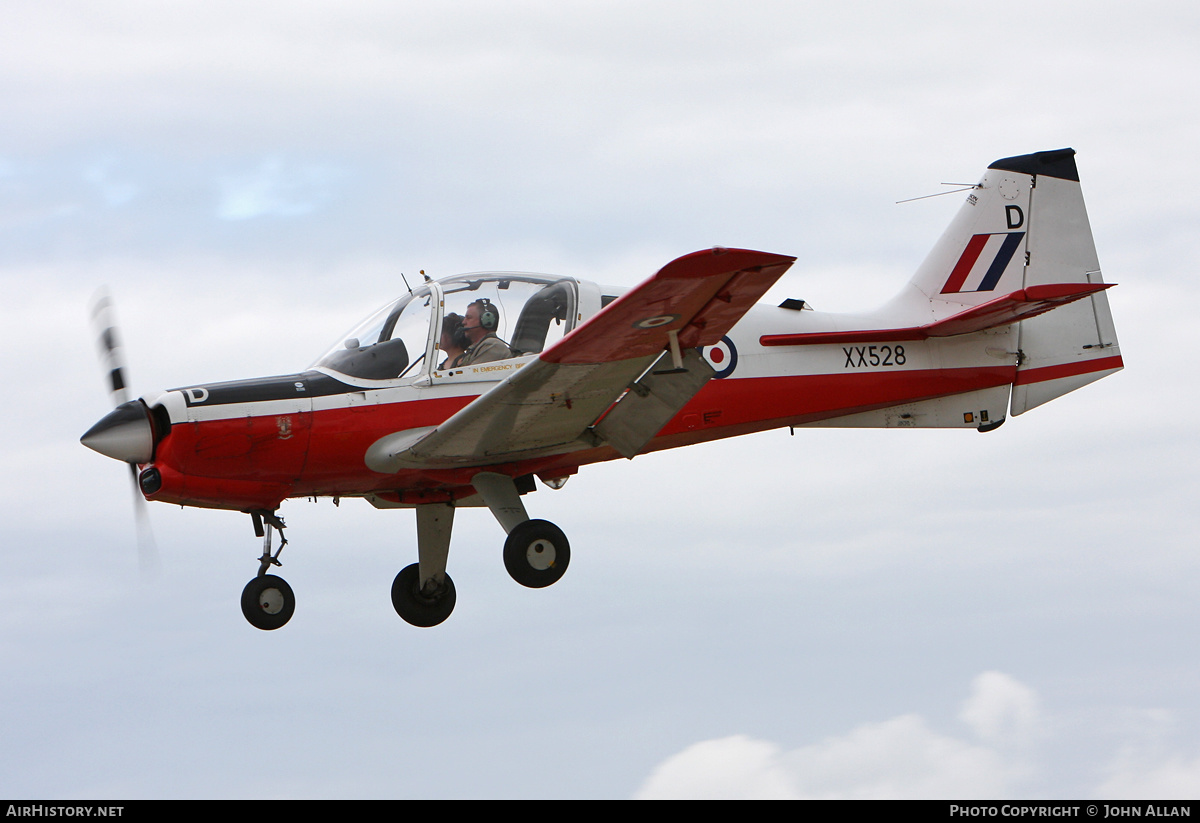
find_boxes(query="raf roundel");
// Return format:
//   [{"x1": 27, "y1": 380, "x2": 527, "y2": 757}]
[
  {"x1": 702, "y1": 335, "x2": 738, "y2": 378},
  {"x1": 632, "y1": 314, "x2": 679, "y2": 329}
]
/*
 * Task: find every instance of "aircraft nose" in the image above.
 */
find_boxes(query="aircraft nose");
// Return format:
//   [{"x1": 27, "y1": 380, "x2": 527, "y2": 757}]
[{"x1": 81, "y1": 400, "x2": 155, "y2": 464}]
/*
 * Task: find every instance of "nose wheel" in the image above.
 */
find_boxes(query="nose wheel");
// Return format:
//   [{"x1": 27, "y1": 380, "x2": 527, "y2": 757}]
[
  {"x1": 503, "y1": 519, "x2": 570, "y2": 588},
  {"x1": 240, "y1": 510, "x2": 295, "y2": 630},
  {"x1": 241, "y1": 574, "x2": 295, "y2": 630}
]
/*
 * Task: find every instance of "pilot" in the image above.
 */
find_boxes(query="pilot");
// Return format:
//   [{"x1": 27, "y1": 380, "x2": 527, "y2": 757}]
[
  {"x1": 454, "y1": 299, "x2": 512, "y2": 367},
  {"x1": 438, "y1": 313, "x2": 466, "y2": 370}
]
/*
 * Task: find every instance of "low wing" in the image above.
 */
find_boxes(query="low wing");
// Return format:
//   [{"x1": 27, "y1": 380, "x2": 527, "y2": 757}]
[
  {"x1": 366, "y1": 248, "x2": 795, "y2": 472},
  {"x1": 759, "y1": 283, "x2": 1113, "y2": 346}
]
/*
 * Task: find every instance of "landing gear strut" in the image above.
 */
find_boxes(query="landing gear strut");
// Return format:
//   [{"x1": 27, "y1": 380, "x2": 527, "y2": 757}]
[
  {"x1": 473, "y1": 472, "x2": 570, "y2": 588},
  {"x1": 392, "y1": 503, "x2": 457, "y2": 627},
  {"x1": 240, "y1": 511, "x2": 295, "y2": 631}
]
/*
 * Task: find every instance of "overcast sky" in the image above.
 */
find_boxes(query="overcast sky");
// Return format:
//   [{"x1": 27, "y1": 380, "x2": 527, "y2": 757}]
[{"x1": 2, "y1": 1, "x2": 1199, "y2": 799}]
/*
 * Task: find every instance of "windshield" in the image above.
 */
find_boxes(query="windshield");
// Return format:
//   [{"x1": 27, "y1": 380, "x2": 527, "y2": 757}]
[{"x1": 315, "y1": 286, "x2": 435, "y2": 380}]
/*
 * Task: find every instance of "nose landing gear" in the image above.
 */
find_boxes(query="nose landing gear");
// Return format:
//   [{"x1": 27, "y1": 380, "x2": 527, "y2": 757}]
[{"x1": 240, "y1": 511, "x2": 295, "y2": 631}]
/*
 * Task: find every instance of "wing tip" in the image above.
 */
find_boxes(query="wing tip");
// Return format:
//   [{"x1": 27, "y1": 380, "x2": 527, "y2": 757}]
[{"x1": 658, "y1": 247, "x2": 796, "y2": 280}]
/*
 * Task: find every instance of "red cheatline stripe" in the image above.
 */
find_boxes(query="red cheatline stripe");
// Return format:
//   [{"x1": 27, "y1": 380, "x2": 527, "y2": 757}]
[
  {"x1": 941, "y1": 234, "x2": 990, "y2": 294},
  {"x1": 1014, "y1": 355, "x2": 1123, "y2": 385}
]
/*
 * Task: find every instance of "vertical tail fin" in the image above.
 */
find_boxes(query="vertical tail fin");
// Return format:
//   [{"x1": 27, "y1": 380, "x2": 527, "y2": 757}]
[{"x1": 903, "y1": 149, "x2": 1122, "y2": 413}]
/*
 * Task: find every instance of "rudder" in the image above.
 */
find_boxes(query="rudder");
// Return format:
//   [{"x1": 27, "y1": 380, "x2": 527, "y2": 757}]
[{"x1": 996, "y1": 150, "x2": 1123, "y2": 414}]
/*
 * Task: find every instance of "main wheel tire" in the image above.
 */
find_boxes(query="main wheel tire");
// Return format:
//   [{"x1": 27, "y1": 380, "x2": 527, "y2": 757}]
[
  {"x1": 504, "y1": 519, "x2": 570, "y2": 588},
  {"x1": 241, "y1": 574, "x2": 295, "y2": 631},
  {"x1": 391, "y1": 563, "x2": 456, "y2": 627}
]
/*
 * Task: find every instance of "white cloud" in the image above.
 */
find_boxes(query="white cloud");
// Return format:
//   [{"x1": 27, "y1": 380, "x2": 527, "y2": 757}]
[
  {"x1": 783, "y1": 714, "x2": 1019, "y2": 799},
  {"x1": 633, "y1": 735, "x2": 797, "y2": 800},
  {"x1": 636, "y1": 715, "x2": 1016, "y2": 800},
  {"x1": 958, "y1": 671, "x2": 1040, "y2": 746},
  {"x1": 635, "y1": 674, "x2": 1200, "y2": 800}
]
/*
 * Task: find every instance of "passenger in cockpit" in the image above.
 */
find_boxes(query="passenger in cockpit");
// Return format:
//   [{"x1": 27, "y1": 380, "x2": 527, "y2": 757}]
[{"x1": 438, "y1": 313, "x2": 465, "y2": 370}]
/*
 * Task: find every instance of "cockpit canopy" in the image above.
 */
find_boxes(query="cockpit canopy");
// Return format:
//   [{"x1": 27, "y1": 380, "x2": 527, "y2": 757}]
[{"x1": 314, "y1": 273, "x2": 579, "y2": 381}]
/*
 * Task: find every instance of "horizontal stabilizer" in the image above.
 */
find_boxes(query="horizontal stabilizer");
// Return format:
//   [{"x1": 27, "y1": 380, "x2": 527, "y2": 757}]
[{"x1": 760, "y1": 283, "x2": 1112, "y2": 347}]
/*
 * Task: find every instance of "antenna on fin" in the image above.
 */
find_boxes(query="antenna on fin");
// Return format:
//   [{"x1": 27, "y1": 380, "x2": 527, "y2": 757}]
[{"x1": 896, "y1": 183, "x2": 979, "y2": 205}]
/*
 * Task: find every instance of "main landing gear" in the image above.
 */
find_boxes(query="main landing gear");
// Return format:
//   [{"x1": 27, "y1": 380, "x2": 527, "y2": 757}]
[
  {"x1": 390, "y1": 472, "x2": 571, "y2": 628},
  {"x1": 504, "y1": 519, "x2": 570, "y2": 589},
  {"x1": 240, "y1": 511, "x2": 295, "y2": 631},
  {"x1": 391, "y1": 563, "x2": 456, "y2": 627},
  {"x1": 391, "y1": 503, "x2": 457, "y2": 627}
]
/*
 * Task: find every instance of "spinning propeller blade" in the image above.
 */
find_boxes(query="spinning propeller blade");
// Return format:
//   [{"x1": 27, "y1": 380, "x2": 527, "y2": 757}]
[
  {"x1": 87, "y1": 289, "x2": 160, "y2": 577},
  {"x1": 91, "y1": 290, "x2": 131, "y2": 406}
]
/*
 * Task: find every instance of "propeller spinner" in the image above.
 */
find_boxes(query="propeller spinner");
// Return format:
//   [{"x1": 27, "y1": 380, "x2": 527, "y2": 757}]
[{"x1": 80, "y1": 400, "x2": 155, "y2": 464}]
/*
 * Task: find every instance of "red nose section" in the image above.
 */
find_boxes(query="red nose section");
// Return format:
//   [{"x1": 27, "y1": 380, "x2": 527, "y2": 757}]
[{"x1": 81, "y1": 400, "x2": 154, "y2": 464}]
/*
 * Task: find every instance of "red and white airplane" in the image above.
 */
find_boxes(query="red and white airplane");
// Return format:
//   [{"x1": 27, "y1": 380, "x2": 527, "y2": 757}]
[{"x1": 82, "y1": 148, "x2": 1122, "y2": 630}]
